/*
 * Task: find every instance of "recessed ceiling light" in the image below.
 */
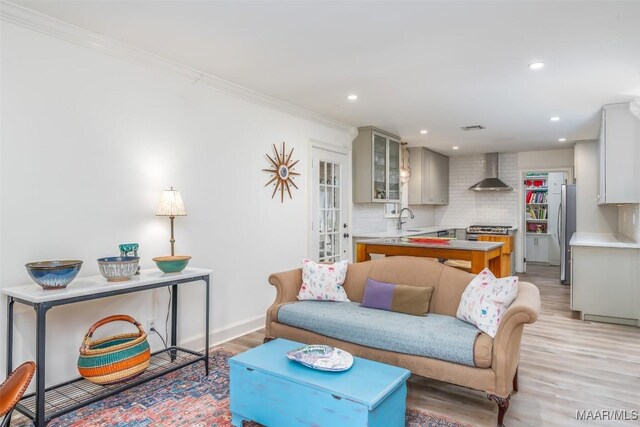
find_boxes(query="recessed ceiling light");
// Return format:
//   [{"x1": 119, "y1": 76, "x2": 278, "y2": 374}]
[
  {"x1": 558, "y1": 138, "x2": 566, "y2": 142},
  {"x1": 347, "y1": 94, "x2": 358, "y2": 101},
  {"x1": 420, "y1": 129, "x2": 428, "y2": 134},
  {"x1": 550, "y1": 116, "x2": 560, "y2": 122},
  {"x1": 528, "y1": 62, "x2": 545, "y2": 70},
  {"x1": 452, "y1": 146, "x2": 459, "y2": 150}
]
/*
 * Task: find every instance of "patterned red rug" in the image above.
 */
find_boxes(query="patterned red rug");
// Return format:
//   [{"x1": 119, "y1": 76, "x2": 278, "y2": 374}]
[{"x1": 12, "y1": 347, "x2": 469, "y2": 427}]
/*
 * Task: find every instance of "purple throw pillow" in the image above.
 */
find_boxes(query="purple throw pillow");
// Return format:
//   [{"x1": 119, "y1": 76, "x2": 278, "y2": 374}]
[{"x1": 361, "y1": 278, "x2": 434, "y2": 316}]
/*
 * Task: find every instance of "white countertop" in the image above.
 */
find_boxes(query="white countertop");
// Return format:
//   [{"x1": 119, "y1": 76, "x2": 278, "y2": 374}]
[
  {"x1": 353, "y1": 224, "x2": 518, "y2": 239},
  {"x1": 1, "y1": 267, "x2": 212, "y2": 303},
  {"x1": 569, "y1": 232, "x2": 640, "y2": 249}
]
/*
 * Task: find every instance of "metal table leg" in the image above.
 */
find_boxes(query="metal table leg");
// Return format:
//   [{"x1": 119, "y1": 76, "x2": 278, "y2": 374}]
[
  {"x1": 34, "y1": 303, "x2": 51, "y2": 427},
  {"x1": 6, "y1": 297, "x2": 14, "y2": 377},
  {"x1": 204, "y1": 275, "x2": 210, "y2": 376},
  {"x1": 170, "y1": 284, "x2": 178, "y2": 361}
]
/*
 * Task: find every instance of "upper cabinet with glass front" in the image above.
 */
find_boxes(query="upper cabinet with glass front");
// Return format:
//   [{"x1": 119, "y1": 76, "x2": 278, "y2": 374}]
[{"x1": 353, "y1": 126, "x2": 401, "y2": 203}]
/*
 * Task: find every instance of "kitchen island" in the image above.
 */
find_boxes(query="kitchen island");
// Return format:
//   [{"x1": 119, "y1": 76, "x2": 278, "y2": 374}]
[{"x1": 356, "y1": 238, "x2": 505, "y2": 277}]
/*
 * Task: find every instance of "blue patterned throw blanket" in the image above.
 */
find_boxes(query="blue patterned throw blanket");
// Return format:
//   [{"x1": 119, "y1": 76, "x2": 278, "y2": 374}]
[{"x1": 278, "y1": 301, "x2": 480, "y2": 366}]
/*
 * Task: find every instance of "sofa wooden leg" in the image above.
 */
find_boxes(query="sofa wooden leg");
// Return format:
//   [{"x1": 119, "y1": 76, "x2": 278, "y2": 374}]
[
  {"x1": 263, "y1": 336, "x2": 275, "y2": 344},
  {"x1": 487, "y1": 394, "x2": 510, "y2": 427},
  {"x1": 512, "y1": 368, "x2": 519, "y2": 392}
]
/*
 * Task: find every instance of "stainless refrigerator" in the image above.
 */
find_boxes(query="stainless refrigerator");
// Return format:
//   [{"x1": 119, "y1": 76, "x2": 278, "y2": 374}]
[{"x1": 559, "y1": 184, "x2": 576, "y2": 284}]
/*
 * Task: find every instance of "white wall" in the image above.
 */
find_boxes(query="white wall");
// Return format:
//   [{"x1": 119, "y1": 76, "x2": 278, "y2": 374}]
[
  {"x1": 574, "y1": 141, "x2": 618, "y2": 233},
  {"x1": 433, "y1": 153, "x2": 519, "y2": 227},
  {"x1": 0, "y1": 22, "x2": 353, "y2": 383},
  {"x1": 517, "y1": 148, "x2": 575, "y2": 172}
]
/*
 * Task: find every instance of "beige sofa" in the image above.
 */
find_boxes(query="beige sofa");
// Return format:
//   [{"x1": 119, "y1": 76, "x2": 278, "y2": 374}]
[{"x1": 265, "y1": 256, "x2": 541, "y2": 426}]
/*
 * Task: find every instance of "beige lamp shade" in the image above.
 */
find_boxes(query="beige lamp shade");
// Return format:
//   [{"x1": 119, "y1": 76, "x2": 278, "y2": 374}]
[{"x1": 156, "y1": 188, "x2": 187, "y2": 216}]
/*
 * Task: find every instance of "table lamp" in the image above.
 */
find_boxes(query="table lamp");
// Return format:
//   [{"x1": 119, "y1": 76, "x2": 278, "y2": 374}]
[{"x1": 156, "y1": 187, "x2": 187, "y2": 256}]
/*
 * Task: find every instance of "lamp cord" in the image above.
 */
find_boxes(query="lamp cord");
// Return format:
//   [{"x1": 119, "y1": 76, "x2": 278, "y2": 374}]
[{"x1": 149, "y1": 288, "x2": 171, "y2": 349}]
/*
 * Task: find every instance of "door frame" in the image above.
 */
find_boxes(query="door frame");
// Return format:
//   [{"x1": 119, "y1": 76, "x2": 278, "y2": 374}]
[
  {"x1": 517, "y1": 167, "x2": 573, "y2": 273},
  {"x1": 307, "y1": 139, "x2": 352, "y2": 261}
]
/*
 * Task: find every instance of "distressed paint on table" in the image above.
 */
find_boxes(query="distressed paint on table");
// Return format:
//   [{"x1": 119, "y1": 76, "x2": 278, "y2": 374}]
[
  {"x1": 356, "y1": 240, "x2": 504, "y2": 276},
  {"x1": 229, "y1": 338, "x2": 410, "y2": 427}
]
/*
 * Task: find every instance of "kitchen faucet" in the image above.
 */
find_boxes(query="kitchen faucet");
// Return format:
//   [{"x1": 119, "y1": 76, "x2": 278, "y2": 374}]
[{"x1": 396, "y1": 207, "x2": 415, "y2": 231}]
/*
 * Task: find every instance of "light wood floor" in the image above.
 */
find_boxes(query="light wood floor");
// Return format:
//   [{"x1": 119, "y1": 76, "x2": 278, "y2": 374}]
[{"x1": 224, "y1": 265, "x2": 640, "y2": 426}]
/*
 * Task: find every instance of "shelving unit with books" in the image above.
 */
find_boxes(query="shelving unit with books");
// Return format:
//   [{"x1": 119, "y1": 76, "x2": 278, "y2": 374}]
[{"x1": 524, "y1": 173, "x2": 548, "y2": 234}]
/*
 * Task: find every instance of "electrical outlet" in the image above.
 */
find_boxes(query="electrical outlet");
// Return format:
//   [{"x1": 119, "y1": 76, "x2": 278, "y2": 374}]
[{"x1": 146, "y1": 319, "x2": 156, "y2": 332}]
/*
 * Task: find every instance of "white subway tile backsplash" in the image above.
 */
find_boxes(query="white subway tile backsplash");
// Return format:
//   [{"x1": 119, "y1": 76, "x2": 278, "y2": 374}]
[
  {"x1": 618, "y1": 204, "x2": 640, "y2": 241},
  {"x1": 352, "y1": 203, "x2": 435, "y2": 233},
  {"x1": 434, "y1": 153, "x2": 519, "y2": 227}
]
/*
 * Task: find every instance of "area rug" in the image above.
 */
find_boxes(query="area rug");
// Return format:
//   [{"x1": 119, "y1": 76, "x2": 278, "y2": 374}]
[{"x1": 12, "y1": 347, "x2": 469, "y2": 427}]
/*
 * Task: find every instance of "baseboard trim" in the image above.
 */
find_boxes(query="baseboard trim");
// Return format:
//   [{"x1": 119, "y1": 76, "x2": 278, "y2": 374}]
[
  {"x1": 583, "y1": 314, "x2": 638, "y2": 327},
  {"x1": 180, "y1": 315, "x2": 265, "y2": 352}
]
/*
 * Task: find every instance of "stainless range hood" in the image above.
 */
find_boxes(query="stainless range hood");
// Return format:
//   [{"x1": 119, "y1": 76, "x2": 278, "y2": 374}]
[{"x1": 468, "y1": 153, "x2": 513, "y2": 191}]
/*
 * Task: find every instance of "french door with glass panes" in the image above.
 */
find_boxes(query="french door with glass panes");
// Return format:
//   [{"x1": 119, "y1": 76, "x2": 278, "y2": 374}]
[{"x1": 311, "y1": 147, "x2": 350, "y2": 262}]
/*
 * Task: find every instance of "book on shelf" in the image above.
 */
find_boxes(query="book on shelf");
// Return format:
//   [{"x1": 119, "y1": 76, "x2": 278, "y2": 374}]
[
  {"x1": 525, "y1": 191, "x2": 548, "y2": 204},
  {"x1": 526, "y1": 206, "x2": 548, "y2": 220}
]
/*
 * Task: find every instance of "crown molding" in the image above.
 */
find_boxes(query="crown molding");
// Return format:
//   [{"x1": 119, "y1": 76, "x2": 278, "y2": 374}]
[{"x1": 0, "y1": 1, "x2": 356, "y2": 134}]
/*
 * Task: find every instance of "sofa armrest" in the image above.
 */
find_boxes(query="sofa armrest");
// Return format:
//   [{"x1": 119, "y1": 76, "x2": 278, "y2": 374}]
[
  {"x1": 491, "y1": 281, "x2": 541, "y2": 396},
  {"x1": 265, "y1": 269, "x2": 302, "y2": 337}
]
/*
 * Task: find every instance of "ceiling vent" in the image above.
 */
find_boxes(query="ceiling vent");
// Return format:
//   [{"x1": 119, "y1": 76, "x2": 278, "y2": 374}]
[{"x1": 461, "y1": 125, "x2": 486, "y2": 131}]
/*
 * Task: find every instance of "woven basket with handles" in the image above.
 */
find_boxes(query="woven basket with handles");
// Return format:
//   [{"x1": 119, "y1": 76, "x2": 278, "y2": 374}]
[{"x1": 77, "y1": 315, "x2": 151, "y2": 385}]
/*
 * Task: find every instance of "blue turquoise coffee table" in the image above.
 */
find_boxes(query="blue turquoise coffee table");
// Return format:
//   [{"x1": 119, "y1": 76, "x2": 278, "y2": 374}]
[{"x1": 229, "y1": 338, "x2": 410, "y2": 427}]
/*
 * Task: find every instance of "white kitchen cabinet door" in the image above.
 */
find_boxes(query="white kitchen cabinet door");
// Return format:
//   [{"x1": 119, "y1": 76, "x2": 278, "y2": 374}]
[
  {"x1": 572, "y1": 246, "x2": 639, "y2": 323},
  {"x1": 537, "y1": 235, "x2": 550, "y2": 263},
  {"x1": 408, "y1": 147, "x2": 449, "y2": 205},
  {"x1": 352, "y1": 126, "x2": 401, "y2": 203},
  {"x1": 526, "y1": 234, "x2": 550, "y2": 263},
  {"x1": 598, "y1": 103, "x2": 640, "y2": 204}
]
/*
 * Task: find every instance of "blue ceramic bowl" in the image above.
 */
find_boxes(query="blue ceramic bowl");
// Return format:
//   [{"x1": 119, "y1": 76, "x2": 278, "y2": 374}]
[
  {"x1": 25, "y1": 260, "x2": 83, "y2": 290},
  {"x1": 97, "y1": 256, "x2": 139, "y2": 282}
]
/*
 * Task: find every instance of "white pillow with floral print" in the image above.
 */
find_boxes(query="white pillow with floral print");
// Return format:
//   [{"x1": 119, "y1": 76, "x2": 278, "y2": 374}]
[
  {"x1": 297, "y1": 259, "x2": 350, "y2": 302},
  {"x1": 456, "y1": 268, "x2": 519, "y2": 338}
]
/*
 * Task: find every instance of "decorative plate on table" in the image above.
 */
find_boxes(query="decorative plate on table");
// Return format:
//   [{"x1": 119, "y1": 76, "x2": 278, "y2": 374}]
[{"x1": 286, "y1": 345, "x2": 354, "y2": 372}]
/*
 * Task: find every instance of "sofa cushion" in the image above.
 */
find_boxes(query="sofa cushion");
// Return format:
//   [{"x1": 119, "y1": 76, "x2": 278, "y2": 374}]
[
  {"x1": 456, "y1": 268, "x2": 519, "y2": 338},
  {"x1": 277, "y1": 301, "x2": 485, "y2": 367},
  {"x1": 297, "y1": 259, "x2": 350, "y2": 302},
  {"x1": 361, "y1": 278, "x2": 434, "y2": 316}
]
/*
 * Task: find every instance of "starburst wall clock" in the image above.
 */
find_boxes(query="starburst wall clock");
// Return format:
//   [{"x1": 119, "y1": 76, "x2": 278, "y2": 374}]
[{"x1": 263, "y1": 142, "x2": 300, "y2": 202}]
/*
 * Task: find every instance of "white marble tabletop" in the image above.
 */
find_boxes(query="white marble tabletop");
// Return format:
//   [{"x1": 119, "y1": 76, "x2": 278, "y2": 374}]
[{"x1": 2, "y1": 267, "x2": 212, "y2": 304}]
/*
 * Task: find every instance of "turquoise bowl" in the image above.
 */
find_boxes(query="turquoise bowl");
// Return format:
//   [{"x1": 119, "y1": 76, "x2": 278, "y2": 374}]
[
  {"x1": 152, "y1": 256, "x2": 191, "y2": 273},
  {"x1": 25, "y1": 260, "x2": 83, "y2": 290}
]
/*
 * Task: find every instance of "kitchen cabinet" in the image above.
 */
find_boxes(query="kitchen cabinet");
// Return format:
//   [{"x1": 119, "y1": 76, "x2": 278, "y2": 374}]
[
  {"x1": 407, "y1": 147, "x2": 449, "y2": 205},
  {"x1": 597, "y1": 102, "x2": 640, "y2": 204},
  {"x1": 526, "y1": 234, "x2": 549, "y2": 264},
  {"x1": 572, "y1": 245, "x2": 639, "y2": 326},
  {"x1": 353, "y1": 127, "x2": 401, "y2": 203}
]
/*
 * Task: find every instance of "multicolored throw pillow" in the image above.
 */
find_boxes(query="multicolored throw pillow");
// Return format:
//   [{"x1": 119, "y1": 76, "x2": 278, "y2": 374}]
[
  {"x1": 361, "y1": 278, "x2": 433, "y2": 316},
  {"x1": 456, "y1": 268, "x2": 519, "y2": 338},
  {"x1": 297, "y1": 259, "x2": 350, "y2": 302}
]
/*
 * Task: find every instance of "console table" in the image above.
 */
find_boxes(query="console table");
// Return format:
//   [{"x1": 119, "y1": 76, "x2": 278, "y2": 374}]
[{"x1": 3, "y1": 267, "x2": 212, "y2": 427}]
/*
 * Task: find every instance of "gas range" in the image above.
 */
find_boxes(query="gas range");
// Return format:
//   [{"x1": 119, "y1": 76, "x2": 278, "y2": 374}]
[{"x1": 466, "y1": 225, "x2": 512, "y2": 236}]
